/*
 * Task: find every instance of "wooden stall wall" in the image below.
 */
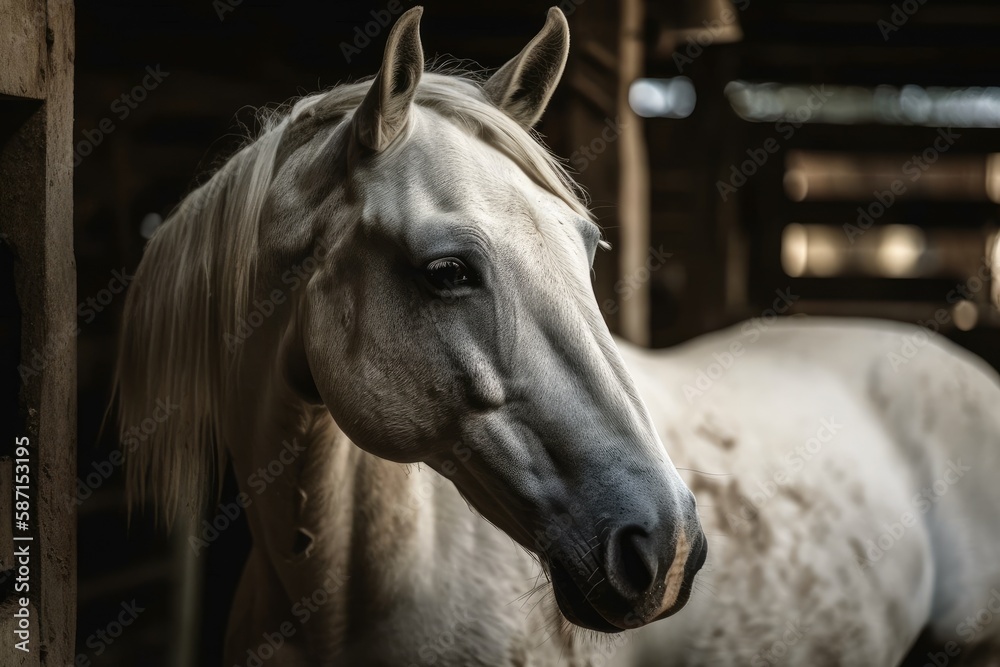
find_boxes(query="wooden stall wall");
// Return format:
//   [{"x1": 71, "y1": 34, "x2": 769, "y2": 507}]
[{"x1": 0, "y1": 1, "x2": 77, "y2": 666}]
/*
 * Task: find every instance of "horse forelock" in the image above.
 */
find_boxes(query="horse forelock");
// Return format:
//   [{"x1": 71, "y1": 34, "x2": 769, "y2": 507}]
[{"x1": 285, "y1": 70, "x2": 593, "y2": 218}]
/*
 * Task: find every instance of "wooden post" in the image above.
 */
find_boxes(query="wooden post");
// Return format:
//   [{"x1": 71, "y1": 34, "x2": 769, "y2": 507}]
[
  {"x1": 617, "y1": 0, "x2": 651, "y2": 346},
  {"x1": 0, "y1": 1, "x2": 76, "y2": 665}
]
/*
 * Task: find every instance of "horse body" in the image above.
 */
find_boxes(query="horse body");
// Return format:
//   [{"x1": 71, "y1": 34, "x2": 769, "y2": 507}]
[
  {"x1": 115, "y1": 7, "x2": 1000, "y2": 666},
  {"x1": 618, "y1": 319, "x2": 1000, "y2": 666}
]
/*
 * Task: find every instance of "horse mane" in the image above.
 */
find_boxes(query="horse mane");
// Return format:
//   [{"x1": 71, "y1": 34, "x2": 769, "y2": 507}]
[
  {"x1": 116, "y1": 69, "x2": 593, "y2": 524},
  {"x1": 115, "y1": 122, "x2": 285, "y2": 523}
]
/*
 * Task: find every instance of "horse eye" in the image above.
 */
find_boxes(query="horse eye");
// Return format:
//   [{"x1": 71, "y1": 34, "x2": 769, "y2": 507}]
[{"x1": 424, "y1": 257, "x2": 478, "y2": 290}]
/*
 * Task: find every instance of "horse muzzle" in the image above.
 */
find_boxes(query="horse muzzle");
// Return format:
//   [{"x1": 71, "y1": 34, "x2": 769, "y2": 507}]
[{"x1": 547, "y1": 520, "x2": 708, "y2": 633}]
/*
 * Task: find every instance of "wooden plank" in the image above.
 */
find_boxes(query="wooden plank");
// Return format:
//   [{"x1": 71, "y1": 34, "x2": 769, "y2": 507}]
[
  {"x1": 36, "y1": 2, "x2": 76, "y2": 664},
  {"x1": 0, "y1": 0, "x2": 47, "y2": 98},
  {"x1": 617, "y1": 0, "x2": 651, "y2": 346},
  {"x1": 0, "y1": 1, "x2": 75, "y2": 665},
  {"x1": 0, "y1": 598, "x2": 41, "y2": 667}
]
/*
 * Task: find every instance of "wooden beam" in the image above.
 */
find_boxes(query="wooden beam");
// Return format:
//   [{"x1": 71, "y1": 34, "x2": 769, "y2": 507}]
[
  {"x1": 0, "y1": 1, "x2": 75, "y2": 665},
  {"x1": 617, "y1": 0, "x2": 652, "y2": 345}
]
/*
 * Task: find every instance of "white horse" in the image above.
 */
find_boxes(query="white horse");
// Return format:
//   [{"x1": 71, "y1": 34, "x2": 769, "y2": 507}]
[{"x1": 116, "y1": 7, "x2": 1000, "y2": 666}]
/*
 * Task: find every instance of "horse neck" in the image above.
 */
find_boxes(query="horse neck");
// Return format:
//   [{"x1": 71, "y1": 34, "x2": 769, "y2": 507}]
[
  {"x1": 221, "y1": 303, "x2": 560, "y2": 656},
  {"x1": 227, "y1": 376, "x2": 452, "y2": 643}
]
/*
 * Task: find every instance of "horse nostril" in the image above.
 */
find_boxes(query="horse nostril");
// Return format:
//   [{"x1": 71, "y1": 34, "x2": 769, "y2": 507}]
[{"x1": 610, "y1": 525, "x2": 656, "y2": 598}]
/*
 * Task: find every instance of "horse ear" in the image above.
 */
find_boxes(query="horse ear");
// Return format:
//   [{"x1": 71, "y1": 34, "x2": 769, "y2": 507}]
[
  {"x1": 482, "y1": 7, "x2": 570, "y2": 128},
  {"x1": 352, "y1": 6, "x2": 425, "y2": 152}
]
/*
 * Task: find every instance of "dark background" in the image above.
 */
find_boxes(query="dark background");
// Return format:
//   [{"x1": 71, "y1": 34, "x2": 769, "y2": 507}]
[{"x1": 73, "y1": 1, "x2": 1000, "y2": 664}]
